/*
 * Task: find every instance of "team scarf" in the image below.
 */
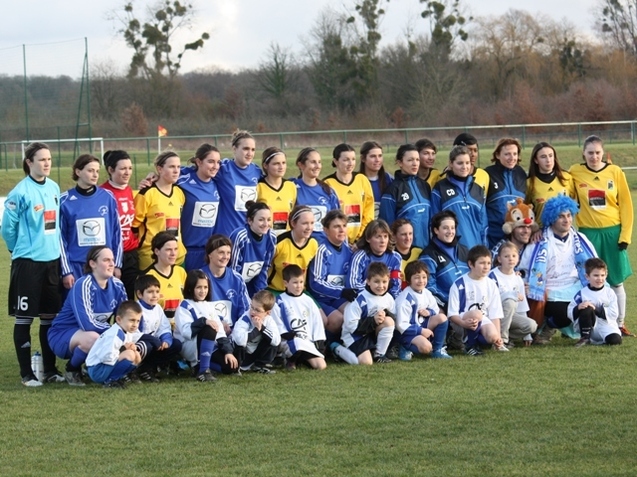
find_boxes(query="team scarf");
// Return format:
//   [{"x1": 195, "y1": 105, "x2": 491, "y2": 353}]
[{"x1": 527, "y1": 227, "x2": 596, "y2": 302}]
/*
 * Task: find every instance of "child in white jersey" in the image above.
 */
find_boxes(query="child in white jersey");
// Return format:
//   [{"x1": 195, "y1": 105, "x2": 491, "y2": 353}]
[
  {"x1": 271, "y1": 265, "x2": 327, "y2": 371},
  {"x1": 567, "y1": 258, "x2": 622, "y2": 347},
  {"x1": 86, "y1": 301, "x2": 142, "y2": 388},
  {"x1": 341, "y1": 262, "x2": 396, "y2": 364},
  {"x1": 174, "y1": 270, "x2": 239, "y2": 382},
  {"x1": 447, "y1": 245, "x2": 507, "y2": 356},
  {"x1": 395, "y1": 261, "x2": 452, "y2": 360},
  {"x1": 488, "y1": 242, "x2": 537, "y2": 348}
]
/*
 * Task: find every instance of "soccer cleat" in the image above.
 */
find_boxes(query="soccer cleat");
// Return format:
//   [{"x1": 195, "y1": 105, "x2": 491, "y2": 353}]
[
  {"x1": 493, "y1": 343, "x2": 510, "y2": 352},
  {"x1": 196, "y1": 369, "x2": 217, "y2": 382},
  {"x1": 575, "y1": 337, "x2": 591, "y2": 348},
  {"x1": 464, "y1": 346, "x2": 484, "y2": 356},
  {"x1": 329, "y1": 342, "x2": 343, "y2": 363},
  {"x1": 138, "y1": 370, "x2": 160, "y2": 383},
  {"x1": 22, "y1": 375, "x2": 43, "y2": 387},
  {"x1": 124, "y1": 371, "x2": 142, "y2": 384},
  {"x1": 64, "y1": 370, "x2": 86, "y2": 387},
  {"x1": 43, "y1": 370, "x2": 66, "y2": 383},
  {"x1": 231, "y1": 369, "x2": 243, "y2": 377},
  {"x1": 537, "y1": 325, "x2": 556, "y2": 343},
  {"x1": 504, "y1": 341, "x2": 515, "y2": 349},
  {"x1": 103, "y1": 379, "x2": 126, "y2": 389},
  {"x1": 285, "y1": 360, "x2": 297, "y2": 371},
  {"x1": 619, "y1": 326, "x2": 635, "y2": 337},
  {"x1": 386, "y1": 345, "x2": 399, "y2": 360},
  {"x1": 252, "y1": 366, "x2": 276, "y2": 375},
  {"x1": 398, "y1": 346, "x2": 413, "y2": 361},
  {"x1": 430, "y1": 347, "x2": 453, "y2": 359},
  {"x1": 374, "y1": 354, "x2": 392, "y2": 364}
]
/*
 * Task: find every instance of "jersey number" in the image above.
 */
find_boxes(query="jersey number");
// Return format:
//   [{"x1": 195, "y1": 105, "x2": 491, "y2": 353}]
[{"x1": 17, "y1": 296, "x2": 29, "y2": 311}]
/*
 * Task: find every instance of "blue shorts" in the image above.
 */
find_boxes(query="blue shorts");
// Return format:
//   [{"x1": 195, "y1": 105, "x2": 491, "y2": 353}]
[
  {"x1": 88, "y1": 360, "x2": 137, "y2": 384},
  {"x1": 47, "y1": 327, "x2": 78, "y2": 360},
  {"x1": 316, "y1": 297, "x2": 347, "y2": 317},
  {"x1": 399, "y1": 320, "x2": 430, "y2": 347},
  {"x1": 348, "y1": 335, "x2": 376, "y2": 357}
]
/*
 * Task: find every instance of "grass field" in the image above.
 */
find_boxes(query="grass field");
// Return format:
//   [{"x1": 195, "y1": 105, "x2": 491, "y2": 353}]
[{"x1": 1, "y1": 145, "x2": 637, "y2": 476}]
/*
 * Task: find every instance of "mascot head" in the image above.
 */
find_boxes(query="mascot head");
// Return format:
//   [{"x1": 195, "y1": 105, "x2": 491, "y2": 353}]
[{"x1": 502, "y1": 198, "x2": 539, "y2": 235}]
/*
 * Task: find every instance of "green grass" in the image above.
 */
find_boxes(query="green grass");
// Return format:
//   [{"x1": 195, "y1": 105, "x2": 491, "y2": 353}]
[{"x1": 1, "y1": 152, "x2": 637, "y2": 476}]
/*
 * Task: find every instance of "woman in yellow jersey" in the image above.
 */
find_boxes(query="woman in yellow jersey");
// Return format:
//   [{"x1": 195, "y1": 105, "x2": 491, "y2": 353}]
[
  {"x1": 525, "y1": 142, "x2": 575, "y2": 228},
  {"x1": 133, "y1": 151, "x2": 186, "y2": 270},
  {"x1": 141, "y1": 231, "x2": 187, "y2": 323},
  {"x1": 256, "y1": 146, "x2": 296, "y2": 235},
  {"x1": 391, "y1": 219, "x2": 422, "y2": 290},
  {"x1": 325, "y1": 143, "x2": 375, "y2": 244},
  {"x1": 416, "y1": 138, "x2": 441, "y2": 188},
  {"x1": 268, "y1": 205, "x2": 319, "y2": 292},
  {"x1": 570, "y1": 135, "x2": 634, "y2": 336}
]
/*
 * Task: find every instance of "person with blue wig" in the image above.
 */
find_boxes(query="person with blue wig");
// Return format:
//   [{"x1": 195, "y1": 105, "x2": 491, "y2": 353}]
[{"x1": 518, "y1": 195, "x2": 597, "y2": 344}]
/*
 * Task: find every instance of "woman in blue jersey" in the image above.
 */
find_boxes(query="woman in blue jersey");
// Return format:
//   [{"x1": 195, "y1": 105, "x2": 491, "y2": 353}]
[
  {"x1": 379, "y1": 144, "x2": 432, "y2": 249},
  {"x1": 201, "y1": 234, "x2": 251, "y2": 334},
  {"x1": 214, "y1": 130, "x2": 262, "y2": 237},
  {"x1": 431, "y1": 145, "x2": 488, "y2": 250},
  {"x1": 60, "y1": 154, "x2": 123, "y2": 292},
  {"x1": 292, "y1": 147, "x2": 340, "y2": 239},
  {"x1": 308, "y1": 210, "x2": 357, "y2": 335},
  {"x1": 176, "y1": 144, "x2": 222, "y2": 271},
  {"x1": 359, "y1": 141, "x2": 392, "y2": 218},
  {"x1": 257, "y1": 146, "x2": 297, "y2": 235},
  {"x1": 485, "y1": 138, "x2": 527, "y2": 248},
  {"x1": 48, "y1": 246, "x2": 128, "y2": 386},
  {"x1": 229, "y1": 201, "x2": 277, "y2": 297},
  {"x1": 2, "y1": 142, "x2": 65, "y2": 386},
  {"x1": 347, "y1": 219, "x2": 403, "y2": 299}
]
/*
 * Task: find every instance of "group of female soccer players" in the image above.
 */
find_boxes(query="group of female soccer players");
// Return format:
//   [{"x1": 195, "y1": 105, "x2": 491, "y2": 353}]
[{"x1": 3, "y1": 130, "x2": 632, "y2": 386}]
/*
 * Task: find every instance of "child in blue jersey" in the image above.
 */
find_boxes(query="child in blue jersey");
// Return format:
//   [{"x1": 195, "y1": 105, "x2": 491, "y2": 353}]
[
  {"x1": 308, "y1": 210, "x2": 357, "y2": 336},
  {"x1": 232, "y1": 290, "x2": 281, "y2": 374},
  {"x1": 214, "y1": 130, "x2": 262, "y2": 237},
  {"x1": 432, "y1": 145, "x2": 488, "y2": 250},
  {"x1": 359, "y1": 141, "x2": 393, "y2": 218},
  {"x1": 177, "y1": 144, "x2": 222, "y2": 271},
  {"x1": 447, "y1": 245, "x2": 508, "y2": 356},
  {"x1": 60, "y1": 154, "x2": 123, "y2": 293},
  {"x1": 379, "y1": 144, "x2": 432, "y2": 249},
  {"x1": 48, "y1": 246, "x2": 129, "y2": 385},
  {"x1": 201, "y1": 234, "x2": 251, "y2": 333},
  {"x1": 134, "y1": 274, "x2": 183, "y2": 381},
  {"x1": 174, "y1": 270, "x2": 239, "y2": 381},
  {"x1": 86, "y1": 301, "x2": 143, "y2": 388},
  {"x1": 2, "y1": 142, "x2": 65, "y2": 386},
  {"x1": 229, "y1": 201, "x2": 277, "y2": 297},
  {"x1": 395, "y1": 261, "x2": 452, "y2": 360},
  {"x1": 292, "y1": 147, "x2": 341, "y2": 239},
  {"x1": 348, "y1": 219, "x2": 403, "y2": 298},
  {"x1": 342, "y1": 262, "x2": 396, "y2": 364},
  {"x1": 271, "y1": 265, "x2": 327, "y2": 371}
]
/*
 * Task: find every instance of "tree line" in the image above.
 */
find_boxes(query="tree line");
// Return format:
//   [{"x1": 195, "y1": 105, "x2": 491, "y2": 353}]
[{"x1": 2, "y1": 0, "x2": 637, "y2": 142}]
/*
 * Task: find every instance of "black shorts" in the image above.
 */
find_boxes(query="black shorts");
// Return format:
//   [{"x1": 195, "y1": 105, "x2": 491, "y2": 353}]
[
  {"x1": 8, "y1": 258, "x2": 61, "y2": 318},
  {"x1": 348, "y1": 335, "x2": 376, "y2": 357}
]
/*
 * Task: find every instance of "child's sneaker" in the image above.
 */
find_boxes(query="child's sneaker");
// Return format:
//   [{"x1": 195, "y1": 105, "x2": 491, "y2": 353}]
[
  {"x1": 398, "y1": 346, "x2": 412, "y2": 361},
  {"x1": 329, "y1": 342, "x2": 343, "y2": 363},
  {"x1": 464, "y1": 346, "x2": 484, "y2": 356},
  {"x1": 252, "y1": 366, "x2": 276, "y2": 375},
  {"x1": 43, "y1": 369, "x2": 65, "y2": 383},
  {"x1": 138, "y1": 369, "x2": 160, "y2": 383},
  {"x1": 22, "y1": 375, "x2": 43, "y2": 387},
  {"x1": 493, "y1": 343, "x2": 510, "y2": 352},
  {"x1": 196, "y1": 369, "x2": 217, "y2": 382},
  {"x1": 103, "y1": 379, "x2": 126, "y2": 389},
  {"x1": 431, "y1": 347, "x2": 453, "y2": 359},
  {"x1": 374, "y1": 354, "x2": 392, "y2": 364},
  {"x1": 64, "y1": 370, "x2": 86, "y2": 386},
  {"x1": 619, "y1": 326, "x2": 635, "y2": 337},
  {"x1": 575, "y1": 337, "x2": 591, "y2": 348},
  {"x1": 386, "y1": 345, "x2": 399, "y2": 360}
]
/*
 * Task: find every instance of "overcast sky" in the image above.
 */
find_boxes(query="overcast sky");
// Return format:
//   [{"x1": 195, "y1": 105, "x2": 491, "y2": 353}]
[{"x1": 1, "y1": 0, "x2": 600, "y2": 77}]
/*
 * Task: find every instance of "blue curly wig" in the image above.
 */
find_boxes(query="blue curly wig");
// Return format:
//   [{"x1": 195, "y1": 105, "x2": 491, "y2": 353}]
[{"x1": 541, "y1": 195, "x2": 579, "y2": 226}]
